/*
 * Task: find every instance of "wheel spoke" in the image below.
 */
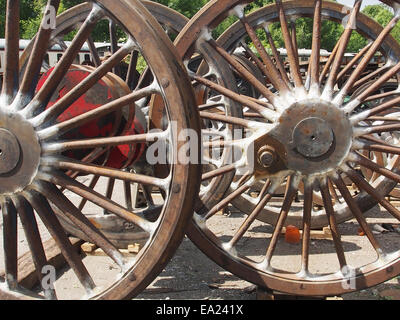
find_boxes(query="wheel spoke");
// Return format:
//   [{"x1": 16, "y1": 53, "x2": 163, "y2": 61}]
[
  {"x1": 78, "y1": 175, "x2": 100, "y2": 211},
  {"x1": 2, "y1": 0, "x2": 20, "y2": 103},
  {"x1": 1, "y1": 198, "x2": 18, "y2": 290},
  {"x1": 275, "y1": 0, "x2": 303, "y2": 89},
  {"x1": 29, "y1": 40, "x2": 136, "y2": 127},
  {"x1": 200, "y1": 111, "x2": 254, "y2": 128},
  {"x1": 17, "y1": 0, "x2": 61, "y2": 105},
  {"x1": 39, "y1": 171, "x2": 155, "y2": 233},
  {"x1": 309, "y1": 0, "x2": 322, "y2": 91},
  {"x1": 204, "y1": 183, "x2": 251, "y2": 220},
  {"x1": 320, "y1": 178, "x2": 347, "y2": 270},
  {"x1": 109, "y1": 21, "x2": 121, "y2": 77},
  {"x1": 228, "y1": 180, "x2": 273, "y2": 248},
  {"x1": 192, "y1": 75, "x2": 277, "y2": 122},
  {"x1": 351, "y1": 94, "x2": 400, "y2": 123},
  {"x1": 300, "y1": 180, "x2": 313, "y2": 275},
  {"x1": 13, "y1": 196, "x2": 57, "y2": 299},
  {"x1": 38, "y1": 85, "x2": 157, "y2": 140},
  {"x1": 43, "y1": 131, "x2": 163, "y2": 154},
  {"x1": 240, "y1": 15, "x2": 290, "y2": 92},
  {"x1": 345, "y1": 62, "x2": 400, "y2": 113},
  {"x1": 87, "y1": 36, "x2": 101, "y2": 67},
  {"x1": 336, "y1": 42, "x2": 372, "y2": 83},
  {"x1": 202, "y1": 164, "x2": 236, "y2": 182},
  {"x1": 33, "y1": 181, "x2": 125, "y2": 268},
  {"x1": 44, "y1": 159, "x2": 168, "y2": 189},
  {"x1": 264, "y1": 176, "x2": 299, "y2": 267},
  {"x1": 24, "y1": 191, "x2": 96, "y2": 293},
  {"x1": 331, "y1": 174, "x2": 383, "y2": 256},
  {"x1": 346, "y1": 167, "x2": 400, "y2": 222},
  {"x1": 263, "y1": 24, "x2": 290, "y2": 84},
  {"x1": 206, "y1": 38, "x2": 279, "y2": 104},
  {"x1": 323, "y1": 0, "x2": 362, "y2": 97},
  {"x1": 336, "y1": 11, "x2": 400, "y2": 104},
  {"x1": 126, "y1": 51, "x2": 139, "y2": 89},
  {"x1": 29, "y1": 6, "x2": 104, "y2": 113}
]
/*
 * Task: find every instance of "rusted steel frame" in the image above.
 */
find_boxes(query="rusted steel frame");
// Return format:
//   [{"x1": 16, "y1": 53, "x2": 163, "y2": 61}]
[
  {"x1": 207, "y1": 39, "x2": 278, "y2": 104},
  {"x1": 338, "y1": 14, "x2": 400, "y2": 101},
  {"x1": 2, "y1": 0, "x2": 20, "y2": 103},
  {"x1": 49, "y1": 159, "x2": 167, "y2": 189},
  {"x1": 300, "y1": 181, "x2": 313, "y2": 274},
  {"x1": 41, "y1": 171, "x2": 154, "y2": 233},
  {"x1": 30, "y1": 6, "x2": 103, "y2": 113},
  {"x1": 324, "y1": 0, "x2": 362, "y2": 93},
  {"x1": 331, "y1": 174, "x2": 382, "y2": 255},
  {"x1": 202, "y1": 164, "x2": 236, "y2": 182},
  {"x1": 192, "y1": 75, "x2": 276, "y2": 121},
  {"x1": 229, "y1": 181, "x2": 273, "y2": 248},
  {"x1": 18, "y1": 0, "x2": 61, "y2": 103},
  {"x1": 264, "y1": 24, "x2": 290, "y2": 84},
  {"x1": 200, "y1": 111, "x2": 253, "y2": 128},
  {"x1": 24, "y1": 191, "x2": 96, "y2": 292},
  {"x1": 319, "y1": 178, "x2": 347, "y2": 270},
  {"x1": 33, "y1": 181, "x2": 125, "y2": 267},
  {"x1": 43, "y1": 131, "x2": 162, "y2": 154},
  {"x1": 12, "y1": 196, "x2": 57, "y2": 300},
  {"x1": 240, "y1": 16, "x2": 290, "y2": 92},
  {"x1": 336, "y1": 42, "x2": 373, "y2": 82},
  {"x1": 353, "y1": 64, "x2": 393, "y2": 89},
  {"x1": 275, "y1": 0, "x2": 303, "y2": 88},
  {"x1": 346, "y1": 168, "x2": 400, "y2": 221},
  {"x1": 87, "y1": 36, "x2": 101, "y2": 67},
  {"x1": 265, "y1": 176, "x2": 298, "y2": 266},
  {"x1": 205, "y1": 184, "x2": 251, "y2": 220},
  {"x1": 31, "y1": 43, "x2": 134, "y2": 127},
  {"x1": 78, "y1": 175, "x2": 100, "y2": 211},
  {"x1": 39, "y1": 85, "x2": 156, "y2": 140},
  {"x1": 351, "y1": 62, "x2": 400, "y2": 103},
  {"x1": 1, "y1": 198, "x2": 18, "y2": 290},
  {"x1": 364, "y1": 90, "x2": 400, "y2": 103},
  {"x1": 309, "y1": 0, "x2": 322, "y2": 88}
]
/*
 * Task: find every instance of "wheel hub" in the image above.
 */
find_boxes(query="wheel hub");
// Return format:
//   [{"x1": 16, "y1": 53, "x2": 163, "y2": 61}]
[
  {"x1": 255, "y1": 99, "x2": 353, "y2": 176},
  {"x1": 0, "y1": 109, "x2": 41, "y2": 194},
  {"x1": 292, "y1": 117, "x2": 334, "y2": 159}
]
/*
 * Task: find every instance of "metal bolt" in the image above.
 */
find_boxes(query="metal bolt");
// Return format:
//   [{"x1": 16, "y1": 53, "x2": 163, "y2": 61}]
[{"x1": 259, "y1": 150, "x2": 275, "y2": 168}]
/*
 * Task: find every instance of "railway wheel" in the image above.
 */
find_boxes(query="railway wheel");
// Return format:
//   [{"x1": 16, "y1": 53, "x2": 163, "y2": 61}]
[
  {"x1": 0, "y1": 0, "x2": 200, "y2": 299},
  {"x1": 175, "y1": 0, "x2": 400, "y2": 296}
]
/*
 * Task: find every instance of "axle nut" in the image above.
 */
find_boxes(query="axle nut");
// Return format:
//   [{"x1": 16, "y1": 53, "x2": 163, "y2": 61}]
[{"x1": 258, "y1": 147, "x2": 276, "y2": 168}]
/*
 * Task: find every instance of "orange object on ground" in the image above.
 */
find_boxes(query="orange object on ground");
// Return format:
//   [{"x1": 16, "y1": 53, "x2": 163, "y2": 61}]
[{"x1": 285, "y1": 225, "x2": 301, "y2": 244}]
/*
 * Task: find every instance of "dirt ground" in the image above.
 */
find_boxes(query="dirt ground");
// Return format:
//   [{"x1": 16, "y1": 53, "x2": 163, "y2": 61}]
[{"x1": 1, "y1": 187, "x2": 400, "y2": 300}]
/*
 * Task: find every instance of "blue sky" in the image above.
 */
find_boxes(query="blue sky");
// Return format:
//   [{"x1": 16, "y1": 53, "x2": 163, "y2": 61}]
[{"x1": 337, "y1": 0, "x2": 382, "y2": 9}]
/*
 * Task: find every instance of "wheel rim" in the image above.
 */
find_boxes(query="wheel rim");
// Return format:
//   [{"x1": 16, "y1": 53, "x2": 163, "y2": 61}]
[
  {"x1": 175, "y1": 0, "x2": 400, "y2": 296},
  {"x1": 0, "y1": 0, "x2": 200, "y2": 300}
]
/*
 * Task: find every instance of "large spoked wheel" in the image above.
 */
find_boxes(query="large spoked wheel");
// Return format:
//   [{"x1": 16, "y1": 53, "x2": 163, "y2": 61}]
[
  {"x1": 175, "y1": 0, "x2": 400, "y2": 296},
  {"x1": 0, "y1": 0, "x2": 200, "y2": 300}
]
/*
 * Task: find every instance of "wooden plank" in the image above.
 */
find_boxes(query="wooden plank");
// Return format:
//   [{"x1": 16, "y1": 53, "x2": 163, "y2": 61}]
[{"x1": 0, "y1": 237, "x2": 83, "y2": 290}]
